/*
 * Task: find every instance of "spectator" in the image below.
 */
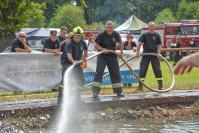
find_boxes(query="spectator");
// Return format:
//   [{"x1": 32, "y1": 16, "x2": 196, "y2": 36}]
[
  {"x1": 173, "y1": 39, "x2": 182, "y2": 66},
  {"x1": 88, "y1": 34, "x2": 97, "y2": 51},
  {"x1": 43, "y1": 30, "x2": 60, "y2": 55},
  {"x1": 11, "y1": 32, "x2": 32, "y2": 52},
  {"x1": 58, "y1": 26, "x2": 69, "y2": 52},
  {"x1": 123, "y1": 34, "x2": 137, "y2": 87},
  {"x1": 124, "y1": 34, "x2": 137, "y2": 51}
]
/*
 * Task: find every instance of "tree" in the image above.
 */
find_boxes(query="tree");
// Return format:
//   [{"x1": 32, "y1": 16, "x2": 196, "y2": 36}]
[
  {"x1": 25, "y1": 2, "x2": 46, "y2": 28},
  {"x1": 177, "y1": 0, "x2": 199, "y2": 21},
  {"x1": 0, "y1": 0, "x2": 46, "y2": 51},
  {"x1": 49, "y1": 4, "x2": 86, "y2": 30},
  {"x1": 154, "y1": 8, "x2": 177, "y2": 24},
  {"x1": 85, "y1": 22, "x2": 104, "y2": 30},
  {"x1": 33, "y1": 0, "x2": 71, "y2": 25},
  {"x1": 0, "y1": 0, "x2": 46, "y2": 37}
]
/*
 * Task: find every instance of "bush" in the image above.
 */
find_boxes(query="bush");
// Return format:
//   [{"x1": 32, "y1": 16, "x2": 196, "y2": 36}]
[
  {"x1": 85, "y1": 22, "x2": 104, "y2": 30},
  {"x1": 49, "y1": 4, "x2": 86, "y2": 30}
]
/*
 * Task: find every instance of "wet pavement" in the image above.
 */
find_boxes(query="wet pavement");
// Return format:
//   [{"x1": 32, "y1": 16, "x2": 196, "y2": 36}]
[{"x1": 0, "y1": 90, "x2": 199, "y2": 111}]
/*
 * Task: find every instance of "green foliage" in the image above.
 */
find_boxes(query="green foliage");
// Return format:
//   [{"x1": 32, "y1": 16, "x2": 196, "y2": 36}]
[
  {"x1": 49, "y1": 4, "x2": 86, "y2": 30},
  {"x1": 85, "y1": 22, "x2": 104, "y2": 30},
  {"x1": 87, "y1": 0, "x2": 181, "y2": 24},
  {"x1": 0, "y1": 0, "x2": 27, "y2": 37},
  {"x1": 0, "y1": 0, "x2": 46, "y2": 37},
  {"x1": 154, "y1": 8, "x2": 177, "y2": 24},
  {"x1": 35, "y1": 0, "x2": 71, "y2": 24},
  {"x1": 79, "y1": 0, "x2": 87, "y2": 8},
  {"x1": 177, "y1": 0, "x2": 199, "y2": 20},
  {"x1": 25, "y1": 2, "x2": 46, "y2": 28}
]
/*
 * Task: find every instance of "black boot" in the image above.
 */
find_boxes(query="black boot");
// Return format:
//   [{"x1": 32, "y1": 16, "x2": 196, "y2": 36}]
[
  {"x1": 137, "y1": 82, "x2": 143, "y2": 91},
  {"x1": 117, "y1": 92, "x2": 124, "y2": 97},
  {"x1": 158, "y1": 80, "x2": 163, "y2": 90},
  {"x1": 57, "y1": 87, "x2": 63, "y2": 106},
  {"x1": 92, "y1": 86, "x2": 100, "y2": 98}
]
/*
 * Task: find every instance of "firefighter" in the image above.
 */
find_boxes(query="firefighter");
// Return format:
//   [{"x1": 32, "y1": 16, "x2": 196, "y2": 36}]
[
  {"x1": 58, "y1": 26, "x2": 88, "y2": 104},
  {"x1": 58, "y1": 26, "x2": 69, "y2": 52},
  {"x1": 92, "y1": 20, "x2": 124, "y2": 98},
  {"x1": 136, "y1": 21, "x2": 163, "y2": 90}
]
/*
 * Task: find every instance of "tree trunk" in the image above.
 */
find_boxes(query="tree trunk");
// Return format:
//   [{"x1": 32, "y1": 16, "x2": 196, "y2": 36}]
[{"x1": 0, "y1": 36, "x2": 15, "y2": 52}]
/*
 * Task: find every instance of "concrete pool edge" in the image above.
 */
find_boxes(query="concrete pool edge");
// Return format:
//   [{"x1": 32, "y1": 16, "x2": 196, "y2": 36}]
[{"x1": 0, "y1": 90, "x2": 199, "y2": 112}]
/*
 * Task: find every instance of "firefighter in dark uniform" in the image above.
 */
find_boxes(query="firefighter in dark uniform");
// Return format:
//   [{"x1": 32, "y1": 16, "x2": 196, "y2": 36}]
[
  {"x1": 58, "y1": 26, "x2": 69, "y2": 52},
  {"x1": 58, "y1": 26, "x2": 88, "y2": 104},
  {"x1": 136, "y1": 22, "x2": 163, "y2": 90},
  {"x1": 92, "y1": 21, "x2": 124, "y2": 98},
  {"x1": 43, "y1": 30, "x2": 60, "y2": 55}
]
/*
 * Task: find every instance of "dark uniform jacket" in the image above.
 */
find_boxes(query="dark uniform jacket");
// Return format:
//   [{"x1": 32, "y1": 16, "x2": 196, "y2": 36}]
[
  {"x1": 61, "y1": 39, "x2": 88, "y2": 65},
  {"x1": 11, "y1": 39, "x2": 30, "y2": 52},
  {"x1": 139, "y1": 32, "x2": 162, "y2": 53},
  {"x1": 58, "y1": 35, "x2": 68, "y2": 52},
  {"x1": 43, "y1": 38, "x2": 60, "y2": 52},
  {"x1": 95, "y1": 31, "x2": 121, "y2": 57}
]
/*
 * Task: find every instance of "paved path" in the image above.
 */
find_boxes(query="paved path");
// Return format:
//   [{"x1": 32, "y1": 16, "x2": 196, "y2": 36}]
[{"x1": 0, "y1": 90, "x2": 199, "y2": 111}]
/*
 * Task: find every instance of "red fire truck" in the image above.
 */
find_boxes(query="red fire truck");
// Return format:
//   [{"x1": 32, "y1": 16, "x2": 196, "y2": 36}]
[
  {"x1": 84, "y1": 30, "x2": 101, "y2": 40},
  {"x1": 141, "y1": 20, "x2": 199, "y2": 48}
]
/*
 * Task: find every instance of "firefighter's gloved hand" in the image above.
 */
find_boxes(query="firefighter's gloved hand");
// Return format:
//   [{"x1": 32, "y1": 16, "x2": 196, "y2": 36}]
[{"x1": 81, "y1": 62, "x2": 87, "y2": 69}]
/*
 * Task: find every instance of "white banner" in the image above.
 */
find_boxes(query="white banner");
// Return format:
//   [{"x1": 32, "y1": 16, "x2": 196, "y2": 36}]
[
  {"x1": 0, "y1": 53, "x2": 62, "y2": 92},
  {"x1": 0, "y1": 51, "x2": 140, "y2": 92}
]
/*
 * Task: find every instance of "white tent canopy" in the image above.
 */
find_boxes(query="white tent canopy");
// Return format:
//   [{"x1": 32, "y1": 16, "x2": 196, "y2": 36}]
[{"x1": 115, "y1": 15, "x2": 148, "y2": 31}]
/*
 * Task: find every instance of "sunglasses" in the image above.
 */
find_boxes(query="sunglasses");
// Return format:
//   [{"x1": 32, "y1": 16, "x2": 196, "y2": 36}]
[{"x1": 19, "y1": 36, "x2": 25, "y2": 38}]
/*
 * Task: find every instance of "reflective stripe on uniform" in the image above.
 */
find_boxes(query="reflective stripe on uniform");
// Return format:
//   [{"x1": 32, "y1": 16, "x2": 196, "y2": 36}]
[
  {"x1": 112, "y1": 83, "x2": 122, "y2": 88},
  {"x1": 92, "y1": 82, "x2": 101, "y2": 88},
  {"x1": 156, "y1": 78, "x2": 163, "y2": 80}
]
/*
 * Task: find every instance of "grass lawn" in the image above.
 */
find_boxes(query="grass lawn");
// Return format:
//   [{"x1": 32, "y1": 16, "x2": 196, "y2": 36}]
[{"x1": 0, "y1": 61, "x2": 198, "y2": 102}]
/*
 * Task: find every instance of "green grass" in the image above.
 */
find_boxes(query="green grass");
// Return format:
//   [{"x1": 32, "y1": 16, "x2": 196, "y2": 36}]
[
  {"x1": 83, "y1": 60, "x2": 199, "y2": 94},
  {"x1": 142, "y1": 60, "x2": 199, "y2": 90},
  {"x1": 174, "y1": 67, "x2": 199, "y2": 89}
]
